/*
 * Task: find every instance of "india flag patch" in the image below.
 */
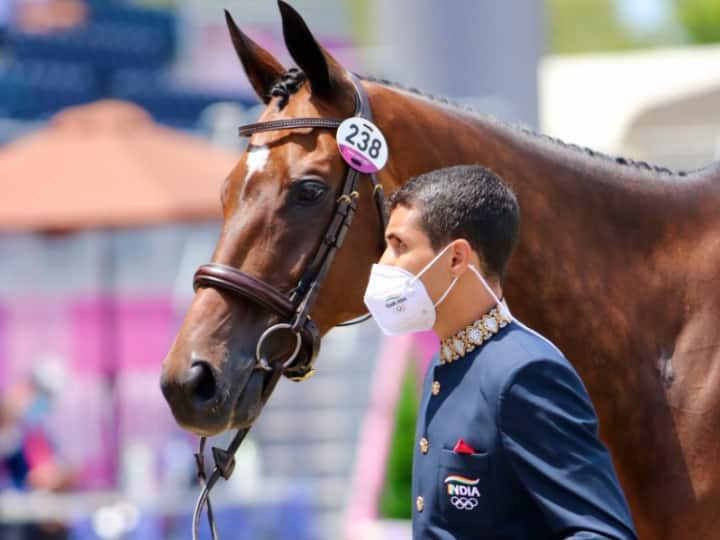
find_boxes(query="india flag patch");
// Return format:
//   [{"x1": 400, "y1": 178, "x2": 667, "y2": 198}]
[{"x1": 444, "y1": 475, "x2": 480, "y2": 495}]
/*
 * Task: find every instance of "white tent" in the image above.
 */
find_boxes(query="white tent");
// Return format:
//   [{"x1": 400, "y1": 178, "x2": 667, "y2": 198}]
[{"x1": 540, "y1": 43, "x2": 720, "y2": 168}]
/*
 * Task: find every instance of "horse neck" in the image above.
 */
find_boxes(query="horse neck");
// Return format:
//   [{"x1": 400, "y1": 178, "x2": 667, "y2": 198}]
[{"x1": 370, "y1": 82, "x2": 720, "y2": 358}]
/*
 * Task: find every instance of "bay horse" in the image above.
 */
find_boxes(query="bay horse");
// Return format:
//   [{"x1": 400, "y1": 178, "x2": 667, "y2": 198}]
[{"x1": 161, "y1": 3, "x2": 720, "y2": 538}]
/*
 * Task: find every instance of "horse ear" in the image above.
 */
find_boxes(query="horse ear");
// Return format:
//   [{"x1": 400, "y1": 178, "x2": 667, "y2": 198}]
[
  {"x1": 277, "y1": 1, "x2": 349, "y2": 98},
  {"x1": 225, "y1": 10, "x2": 285, "y2": 104}
]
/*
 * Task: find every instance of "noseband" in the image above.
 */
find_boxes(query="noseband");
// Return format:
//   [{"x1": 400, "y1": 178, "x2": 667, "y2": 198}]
[{"x1": 191, "y1": 73, "x2": 387, "y2": 540}]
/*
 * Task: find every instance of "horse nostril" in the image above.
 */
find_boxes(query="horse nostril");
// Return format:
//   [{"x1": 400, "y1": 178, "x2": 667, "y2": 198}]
[{"x1": 185, "y1": 361, "x2": 217, "y2": 404}]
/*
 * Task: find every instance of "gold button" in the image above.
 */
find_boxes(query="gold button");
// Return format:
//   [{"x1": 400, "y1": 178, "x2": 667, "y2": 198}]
[
  {"x1": 432, "y1": 381, "x2": 440, "y2": 396},
  {"x1": 419, "y1": 437, "x2": 429, "y2": 454},
  {"x1": 416, "y1": 495, "x2": 424, "y2": 512}
]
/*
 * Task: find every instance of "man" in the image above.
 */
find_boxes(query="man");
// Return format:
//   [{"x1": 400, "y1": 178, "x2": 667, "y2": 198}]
[{"x1": 363, "y1": 165, "x2": 636, "y2": 539}]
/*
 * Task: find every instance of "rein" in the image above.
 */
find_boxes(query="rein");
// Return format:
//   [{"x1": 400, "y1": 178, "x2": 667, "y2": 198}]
[{"x1": 190, "y1": 73, "x2": 387, "y2": 540}]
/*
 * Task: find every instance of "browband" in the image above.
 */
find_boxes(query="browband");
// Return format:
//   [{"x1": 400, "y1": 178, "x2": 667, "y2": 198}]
[{"x1": 238, "y1": 117, "x2": 342, "y2": 137}]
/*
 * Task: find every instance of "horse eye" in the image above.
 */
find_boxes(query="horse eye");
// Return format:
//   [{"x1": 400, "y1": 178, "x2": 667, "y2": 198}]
[{"x1": 292, "y1": 179, "x2": 328, "y2": 206}]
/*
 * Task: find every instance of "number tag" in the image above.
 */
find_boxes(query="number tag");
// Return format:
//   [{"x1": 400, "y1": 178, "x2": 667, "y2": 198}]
[{"x1": 336, "y1": 117, "x2": 388, "y2": 174}]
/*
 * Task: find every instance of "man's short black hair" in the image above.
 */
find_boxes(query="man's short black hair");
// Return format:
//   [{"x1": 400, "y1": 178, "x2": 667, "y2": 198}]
[{"x1": 388, "y1": 164, "x2": 520, "y2": 281}]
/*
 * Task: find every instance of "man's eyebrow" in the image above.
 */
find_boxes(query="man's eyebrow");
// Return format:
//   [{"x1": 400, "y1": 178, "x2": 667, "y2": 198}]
[{"x1": 385, "y1": 231, "x2": 404, "y2": 242}]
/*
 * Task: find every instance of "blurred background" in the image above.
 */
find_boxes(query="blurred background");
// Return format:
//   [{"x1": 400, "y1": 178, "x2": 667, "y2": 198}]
[{"x1": 0, "y1": 1, "x2": 718, "y2": 539}]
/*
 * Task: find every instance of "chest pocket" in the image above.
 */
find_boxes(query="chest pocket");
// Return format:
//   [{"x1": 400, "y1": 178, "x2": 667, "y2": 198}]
[{"x1": 436, "y1": 449, "x2": 493, "y2": 530}]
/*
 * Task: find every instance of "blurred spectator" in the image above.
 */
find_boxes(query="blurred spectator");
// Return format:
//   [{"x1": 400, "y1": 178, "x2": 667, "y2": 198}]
[{"x1": 0, "y1": 356, "x2": 75, "y2": 540}]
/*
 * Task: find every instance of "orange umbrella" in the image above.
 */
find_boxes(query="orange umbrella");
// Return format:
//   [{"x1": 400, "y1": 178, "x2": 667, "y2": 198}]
[
  {"x1": 0, "y1": 100, "x2": 238, "y2": 231},
  {"x1": 0, "y1": 101, "x2": 241, "y2": 480}
]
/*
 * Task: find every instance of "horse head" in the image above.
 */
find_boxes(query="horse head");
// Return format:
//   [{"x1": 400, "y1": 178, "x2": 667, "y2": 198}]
[{"x1": 161, "y1": 2, "x2": 389, "y2": 435}]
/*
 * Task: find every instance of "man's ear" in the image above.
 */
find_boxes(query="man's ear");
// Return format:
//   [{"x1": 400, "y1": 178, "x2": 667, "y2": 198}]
[{"x1": 449, "y1": 240, "x2": 473, "y2": 276}]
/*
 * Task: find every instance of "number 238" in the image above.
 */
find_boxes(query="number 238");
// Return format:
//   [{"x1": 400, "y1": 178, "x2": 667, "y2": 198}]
[{"x1": 344, "y1": 123, "x2": 383, "y2": 159}]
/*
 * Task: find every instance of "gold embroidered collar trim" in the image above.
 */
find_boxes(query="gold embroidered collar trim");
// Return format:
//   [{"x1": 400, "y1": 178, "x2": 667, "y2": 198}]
[{"x1": 440, "y1": 303, "x2": 512, "y2": 365}]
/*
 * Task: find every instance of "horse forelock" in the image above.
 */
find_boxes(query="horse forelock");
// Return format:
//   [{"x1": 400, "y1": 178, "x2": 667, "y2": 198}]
[{"x1": 267, "y1": 68, "x2": 307, "y2": 109}]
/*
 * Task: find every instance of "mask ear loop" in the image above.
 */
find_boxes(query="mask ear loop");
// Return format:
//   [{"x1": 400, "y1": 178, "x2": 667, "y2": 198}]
[
  {"x1": 468, "y1": 264, "x2": 566, "y2": 355},
  {"x1": 433, "y1": 276, "x2": 459, "y2": 307},
  {"x1": 412, "y1": 243, "x2": 454, "y2": 281},
  {"x1": 412, "y1": 243, "x2": 458, "y2": 308},
  {"x1": 468, "y1": 265, "x2": 513, "y2": 320}
]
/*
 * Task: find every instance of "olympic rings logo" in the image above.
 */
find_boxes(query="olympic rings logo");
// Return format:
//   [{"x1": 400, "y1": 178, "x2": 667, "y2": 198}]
[{"x1": 450, "y1": 496, "x2": 479, "y2": 510}]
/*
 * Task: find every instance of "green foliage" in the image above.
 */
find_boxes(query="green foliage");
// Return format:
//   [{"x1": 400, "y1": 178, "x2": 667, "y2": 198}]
[
  {"x1": 548, "y1": 0, "x2": 720, "y2": 52},
  {"x1": 675, "y1": 0, "x2": 720, "y2": 43},
  {"x1": 348, "y1": 0, "x2": 372, "y2": 44},
  {"x1": 547, "y1": 0, "x2": 640, "y2": 53},
  {"x1": 379, "y1": 364, "x2": 419, "y2": 519}
]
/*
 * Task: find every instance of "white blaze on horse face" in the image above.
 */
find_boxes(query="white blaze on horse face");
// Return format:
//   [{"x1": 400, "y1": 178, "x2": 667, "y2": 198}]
[{"x1": 244, "y1": 145, "x2": 270, "y2": 185}]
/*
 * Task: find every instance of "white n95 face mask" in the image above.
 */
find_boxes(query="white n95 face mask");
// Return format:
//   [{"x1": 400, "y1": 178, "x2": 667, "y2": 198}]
[{"x1": 363, "y1": 244, "x2": 459, "y2": 336}]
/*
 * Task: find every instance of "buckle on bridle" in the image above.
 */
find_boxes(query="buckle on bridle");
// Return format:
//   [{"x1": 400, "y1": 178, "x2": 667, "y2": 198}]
[
  {"x1": 288, "y1": 369, "x2": 316, "y2": 382},
  {"x1": 337, "y1": 190, "x2": 360, "y2": 204}
]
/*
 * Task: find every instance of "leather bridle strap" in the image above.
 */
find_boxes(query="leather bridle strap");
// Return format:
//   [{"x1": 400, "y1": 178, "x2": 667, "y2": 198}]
[
  {"x1": 194, "y1": 264, "x2": 295, "y2": 319},
  {"x1": 284, "y1": 73, "x2": 380, "y2": 333},
  {"x1": 192, "y1": 367, "x2": 282, "y2": 540},
  {"x1": 237, "y1": 117, "x2": 342, "y2": 136},
  {"x1": 289, "y1": 150, "x2": 363, "y2": 329}
]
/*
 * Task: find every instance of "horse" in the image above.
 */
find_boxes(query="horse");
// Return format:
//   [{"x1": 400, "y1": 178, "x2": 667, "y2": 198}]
[{"x1": 160, "y1": 3, "x2": 720, "y2": 538}]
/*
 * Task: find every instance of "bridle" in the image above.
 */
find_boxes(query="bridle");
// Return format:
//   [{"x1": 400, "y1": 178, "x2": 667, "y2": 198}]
[
  {"x1": 193, "y1": 73, "x2": 386, "y2": 382},
  {"x1": 190, "y1": 73, "x2": 387, "y2": 540}
]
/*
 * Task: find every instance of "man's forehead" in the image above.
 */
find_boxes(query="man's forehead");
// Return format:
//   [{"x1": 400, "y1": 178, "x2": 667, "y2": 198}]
[
  {"x1": 386, "y1": 204, "x2": 426, "y2": 238},
  {"x1": 388, "y1": 203, "x2": 417, "y2": 225}
]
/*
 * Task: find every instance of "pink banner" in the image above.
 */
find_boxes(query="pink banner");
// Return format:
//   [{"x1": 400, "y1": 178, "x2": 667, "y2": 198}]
[{"x1": 0, "y1": 295, "x2": 182, "y2": 489}]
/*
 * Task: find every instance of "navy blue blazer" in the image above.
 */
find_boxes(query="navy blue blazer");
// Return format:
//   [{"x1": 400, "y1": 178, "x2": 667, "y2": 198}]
[{"x1": 412, "y1": 321, "x2": 637, "y2": 539}]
